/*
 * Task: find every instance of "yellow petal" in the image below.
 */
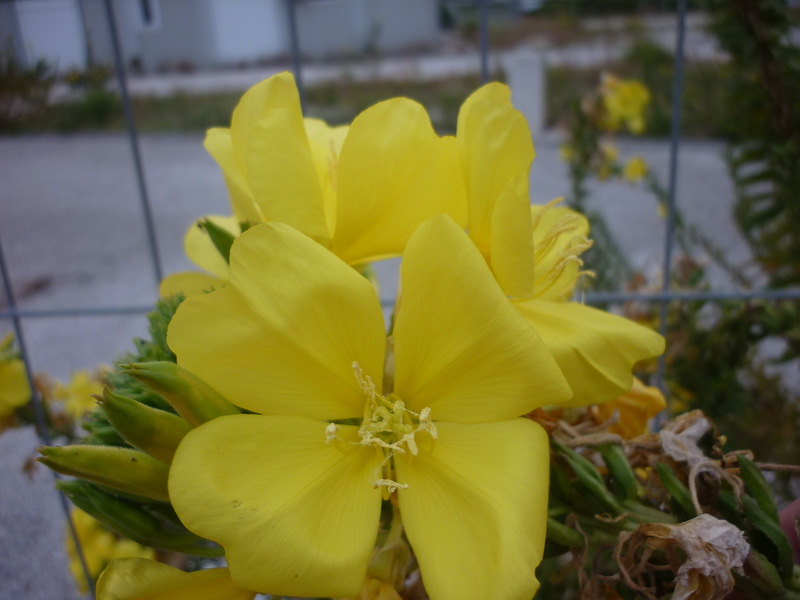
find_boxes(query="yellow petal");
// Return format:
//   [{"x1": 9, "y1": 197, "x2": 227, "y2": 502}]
[
  {"x1": 490, "y1": 173, "x2": 536, "y2": 298},
  {"x1": 457, "y1": 82, "x2": 535, "y2": 254},
  {"x1": 331, "y1": 98, "x2": 466, "y2": 266},
  {"x1": 158, "y1": 272, "x2": 223, "y2": 299},
  {"x1": 393, "y1": 215, "x2": 570, "y2": 422},
  {"x1": 304, "y1": 118, "x2": 349, "y2": 237},
  {"x1": 530, "y1": 202, "x2": 591, "y2": 301},
  {"x1": 97, "y1": 559, "x2": 255, "y2": 600},
  {"x1": 203, "y1": 128, "x2": 261, "y2": 224},
  {"x1": 169, "y1": 414, "x2": 383, "y2": 598},
  {"x1": 513, "y1": 299, "x2": 665, "y2": 406},
  {"x1": 395, "y1": 419, "x2": 549, "y2": 600},
  {"x1": 168, "y1": 223, "x2": 386, "y2": 419},
  {"x1": 230, "y1": 73, "x2": 330, "y2": 245},
  {"x1": 595, "y1": 377, "x2": 666, "y2": 438}
]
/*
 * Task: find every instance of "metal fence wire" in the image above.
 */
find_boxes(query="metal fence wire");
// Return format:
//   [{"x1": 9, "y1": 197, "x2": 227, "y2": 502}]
[{"x1": 1, "y1": 0, "x2": 799, "y2": 598}]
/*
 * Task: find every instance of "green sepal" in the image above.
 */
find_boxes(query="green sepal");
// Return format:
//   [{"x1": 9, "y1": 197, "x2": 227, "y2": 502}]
[
  {"x1": 58, "y1": 480, "x2": 223, "y2": 557},
  {"x1": 39, "y1": 444, "x2": 169, "y2": 502},
  {"x1": 198, "y1": 218, "x2": 236, "y2": 264},
  {"x1": 123, "y1": 361, "x2": 239, "y2": 427},
  {"x1": 99, "y1": 388, "x2": 191, "y2": 463},
  {"x1": 655, "y1": 462, "x2": 697, "y2": 520}
]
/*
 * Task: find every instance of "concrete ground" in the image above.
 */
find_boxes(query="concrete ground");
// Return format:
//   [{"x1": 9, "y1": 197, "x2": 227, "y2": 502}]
[{"x1": 0, "y1": 131, "x2": 753, "y2": 600}]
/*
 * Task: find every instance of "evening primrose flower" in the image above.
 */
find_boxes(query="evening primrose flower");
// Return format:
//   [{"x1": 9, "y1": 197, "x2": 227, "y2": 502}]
[
  {"x1": 53, "y1": 369, "x2": 104, "y2": 419},
  {"x1": 160, "y1": 71, "x2": 464, "y2": 297},
  {"x1": 623, "y1": 156, "x2": 648, "y2": 182},
  {"x1": 167, "y1": 217, "x2": 570, "y2": 599},
  {"x1": 599, "y1": 73, "x2": 650, "y2": 135},
  {"x1": 456, "y1": 82, "x2": 664, "y2": 405},
  {"x1": 0, "y1": 333, "x2": 30, "y2": 419},
  {"x1": 96, "y1": 558, "x2": 255, "y2": 600}
]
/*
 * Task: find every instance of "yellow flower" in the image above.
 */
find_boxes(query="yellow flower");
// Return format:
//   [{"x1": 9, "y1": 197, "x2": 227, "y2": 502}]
[
  {"x1": 160, "y1": 72, "x2": 465, "y2": 297},
  {"x1": 455, "y1": 83, "x2": 664, "y2": 406},
  {"x1": 96, "y1": 558, "x2": 255, "y2": 600},
  {"x1": 0, "y1": 333, "x2": 30, "y2": 419},
  {"x1": 599, "y1": 73, "x2": 650, "y2": 135},
  {"x1": 593, "y1": 377, "x2": 666, "y2": 438},
  {"x1": 623, "y1": 156, "x2": 648, "y2": 182},
  {"x1": 53, "y1": 370, "x2": 104, "y2": 419},
  {"x1": 66, "y1": 509, "x2": 155, "y2": 594},
  {"x1": 166, "y1": 217, "x2": 570, "y2": 599}
]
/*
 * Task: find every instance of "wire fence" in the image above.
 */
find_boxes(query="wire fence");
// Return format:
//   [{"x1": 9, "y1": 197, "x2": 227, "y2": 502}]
[{"x1": 1, "y1": 0, "x2": 799, "y2": 598}]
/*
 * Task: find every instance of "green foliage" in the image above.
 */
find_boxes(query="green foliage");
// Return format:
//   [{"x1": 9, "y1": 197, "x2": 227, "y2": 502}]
[
  {"x1": 704, "y1": 0, "x2": 800, "y2": 287},
  {"x1": 0, "y1": 48, "x2": 54, "y2": 132},
  {"x1": 83, "y1": 296, "x2": 182, "y2": 445}
]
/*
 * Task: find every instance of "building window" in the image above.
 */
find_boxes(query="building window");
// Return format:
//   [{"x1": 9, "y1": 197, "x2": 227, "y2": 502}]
[{"x1": 138, "y1": 0, "x2": 161, "y2": 30}]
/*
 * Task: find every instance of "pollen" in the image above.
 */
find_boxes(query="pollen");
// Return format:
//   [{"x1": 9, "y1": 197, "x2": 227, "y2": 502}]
[{"x1": 347, "y1": 361, "x2": 437, "y2": 494}]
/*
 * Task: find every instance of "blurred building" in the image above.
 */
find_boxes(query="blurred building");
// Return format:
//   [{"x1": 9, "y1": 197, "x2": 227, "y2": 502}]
[{"x1": 1, "y1": 0, "x2": 441, "y2": 73}]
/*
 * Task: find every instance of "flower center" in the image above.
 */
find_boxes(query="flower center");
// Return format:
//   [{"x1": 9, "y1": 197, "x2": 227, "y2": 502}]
[{"x1": 327, "y1": 362, "x2": 437, "y2": 497}]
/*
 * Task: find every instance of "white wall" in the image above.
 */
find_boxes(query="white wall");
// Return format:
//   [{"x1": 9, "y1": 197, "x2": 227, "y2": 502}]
[
  {"x1": 15, "y1": 0, "x2": 86, "y2": 71},
  {"x1": 209, "y1": 0, "x2": 287, "y2": 65}
]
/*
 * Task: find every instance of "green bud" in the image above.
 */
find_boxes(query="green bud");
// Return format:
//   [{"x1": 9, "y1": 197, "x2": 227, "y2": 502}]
[
  {"x1": 39, "y1": 445, "x2": 169, "y2": 502},
  {"x1": 738, "y1": 455, "x2": 780, "y2": 523},
  {"x1": 99, "y1": 388, "x2": 191, "y2": 463},
  {"x1": 598, "y1": 443, "x2": 638, "y2": 502},
  {"x1": 123, "y1": 361, "x2": 239, "y2": 427},
  {"x1": 655, "y1": 462, "x2": 697, "y2": 520},
  {"x1": 743, "y1": 496, "x2": 794, "y2": 581}
]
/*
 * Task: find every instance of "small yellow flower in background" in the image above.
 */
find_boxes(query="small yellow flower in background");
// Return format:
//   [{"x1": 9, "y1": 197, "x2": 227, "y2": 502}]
[
  {"x1": 593, "y1": 377, "x2": 666, "y2": 439},
  {"x1": 559, "y1": 143, "x2": 575, "y2": 162},
  {"x1": 167, "y1": 217, "x2": 571, "y2": 599},
  {"x1": 623, "y1": 156, "x2": 648, "y2": 182},
  {"x1": 599, "y1": 73, "x2": 650, "y2": 135},
  {"x1": 96, "y1": 558, "x2": 255, "y2": 600},
  {"x1": 160, "y1": 71, "x2": 465, "y2": 298},
  {"x1": 0, "y1": 333, "x2": 30, "y2": 420},
  {"x1": 66, "y1": 509, "x2": 155, "y2": 594},
  {"x1": 455, "y1": 83, "x2": 664, "y2": 406},
  {"x1": 53, "y1": 370, "x2": 104, "y2": 419}
]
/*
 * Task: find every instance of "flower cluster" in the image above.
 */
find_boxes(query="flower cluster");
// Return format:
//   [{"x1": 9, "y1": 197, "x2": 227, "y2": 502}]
[{"x1": 43, "y1": 73, "x2": 665, "y2": 600}]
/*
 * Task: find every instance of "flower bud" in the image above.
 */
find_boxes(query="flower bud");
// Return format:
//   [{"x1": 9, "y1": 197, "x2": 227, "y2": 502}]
[
  {"x1": 39, "y1": 445, "x2": 169, "y2": 501},
  {"x1": 123, "y1": 361, "x2": 239, "y2": 426},
  {"x1": 99, "y1": 388, "x2": 191, "y2": 463}
]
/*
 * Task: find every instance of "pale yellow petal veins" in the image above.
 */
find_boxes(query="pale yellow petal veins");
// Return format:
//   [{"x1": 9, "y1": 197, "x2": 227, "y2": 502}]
[
  {"x1": 230, "y1": 72, "x2": 330, "y2": 245},
  {"x1": 169, "y1": 415, "x2": 383, "y2": 598},
  {"x1": 490, "y1": 173, "x2": 536, "y2": 298},
  {"x1": 168, "y1": 223, "x2": 386, "y2": 419},
  {"x1": 512, "y1": 299, "x2": 665, "y2": 406},
  {"x1": 96, "y1": 559, "x2": 255, "y2": 600},
  {"x1": 304, "y1": 118, "x2": 349, "y2": 237},
  {"x1": 457, "y1": 82, "x2": 535, "y2": 253},
  {"x1": 332, "y1": 98, "x2": 466, "y2": 266},
  {"x1": 395, "y1": 419, "x2": 550, "y2": 600},
  {"x1": 393, "y1": 215, "x2": 571, "y2": 422},
  {"x1": 203, "y1": 128, "x2": 261, "y2": 224}
]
